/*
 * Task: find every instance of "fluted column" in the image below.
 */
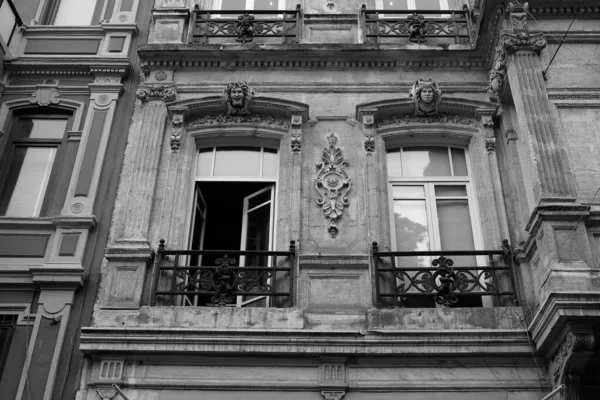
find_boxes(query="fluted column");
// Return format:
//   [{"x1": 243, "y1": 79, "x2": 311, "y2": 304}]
[{"x1": 114, "y1": 84, "x2": 176, "y2": 249}]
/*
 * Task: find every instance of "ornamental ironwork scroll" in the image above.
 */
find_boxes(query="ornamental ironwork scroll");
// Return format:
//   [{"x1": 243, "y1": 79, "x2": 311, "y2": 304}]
[{"x1": 315, "y1": 133, "x2": 352, "y2": 238}]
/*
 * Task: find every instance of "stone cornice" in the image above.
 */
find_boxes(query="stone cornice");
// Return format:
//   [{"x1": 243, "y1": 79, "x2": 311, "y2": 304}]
[
  {"x1": 80, "y1": 327, "x2": 532, "y2": 355},
  {"x1": 5, "y1": 58, "x2": 131, "y2": 77}
]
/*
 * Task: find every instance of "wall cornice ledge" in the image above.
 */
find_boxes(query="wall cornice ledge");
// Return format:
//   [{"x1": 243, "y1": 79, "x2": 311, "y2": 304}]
[{"x1": 79, "y1": 327, "x2": 531, "y2": 355}]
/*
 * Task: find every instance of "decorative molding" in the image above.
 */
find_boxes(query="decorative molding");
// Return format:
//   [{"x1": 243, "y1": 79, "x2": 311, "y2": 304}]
[
  {"x1": 321, "y1": 391, "x2": 345, "y2": 400},
  {"x1": 501, "y1": 32, "x2": 547, "y2": 54},
  {"x1": 223, "y1": 82, "x2": 254, "y2": 115},
  {"x1": 96, "y1": 387, "x2": 117, "y2": 400},
  {"x1": 93, "y1": 76, "x2": 122, "y2": 85},
  {"x1": 170, "y1": 113, "x2": 185, "y2": 150},
  {"x1": 409, "y1": 79, "x2": 442, "y2": 116},
  {"x1": 362, "y1": 114, "x2": 376, "y2": 152},
  {"x1": 481, "y1": 115, "x2": 495, "y2": 152},
  {"x1": 187, "y1": 113, "x2": 289, "y2": 129},
  {"x1": 530, "y1": 6, "x2": 600, "y2": 17},
  {"x1": 30, "y1": 79, "x2": 61, "y2": 106},
  {"x1": 155, "y1": 70, "x2": 167, "y2": 81},
  {"x1": 506, "y1": 2, "x2": 529, "y2": 32},
  {"x1": 378, "y1": 113, "x2": 473, "y2": 127},
  {"x1": 136, "y1": 84, "x2": 176, "y2": 102},
  {"x1": 290, "y1": 113, "x2": 302, "y2": 152},
  {"x1": 315, "y1": 133, "x2": 352, "y2": 238},
  {"x1": 486, "y1": 42, "x2": 507, "y2": 103}
]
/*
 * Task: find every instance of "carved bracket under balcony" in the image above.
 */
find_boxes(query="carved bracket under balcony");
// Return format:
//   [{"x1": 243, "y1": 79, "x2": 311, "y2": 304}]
[
  {"x1": 550, "y1": 328, "x2": 595, "y2": 400},
  {"x1": 315, "y1": 133, "x2": 352, "y2": 238}
]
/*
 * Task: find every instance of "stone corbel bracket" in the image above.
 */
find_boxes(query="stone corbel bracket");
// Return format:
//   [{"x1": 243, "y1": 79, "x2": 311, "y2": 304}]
[
  {"x1": 478, "y1": 113, "x2": 496, "y2": 152},
  {"x1": 315, "y1": 133, "x2": 352, "y2": 238},
  {"x1": 549, "y1": 327, "x2": 595, "y2": 397}
]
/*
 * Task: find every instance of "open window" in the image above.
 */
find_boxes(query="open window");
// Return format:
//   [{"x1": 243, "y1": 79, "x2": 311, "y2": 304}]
[
  {"x1": 182, "y1": 146, "x2": 278, "y2": 307},
  {"x1": 386, "y1": 146, "x2": 484, "y2": 306}
]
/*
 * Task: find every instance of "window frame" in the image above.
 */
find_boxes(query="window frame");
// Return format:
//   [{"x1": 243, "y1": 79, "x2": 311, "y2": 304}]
[
  {"x1": 386, "y1": 145, "x2": 484, "y2": 255},
  {"x1": 214, "y1": 0, "x2": 286, "y2": 11},
  {"x1": 40, "y1": 0, "x2": 103, "y2": 26},
  {"x1": 0, "y1": 111, "x2": 73, "y2": 217}
]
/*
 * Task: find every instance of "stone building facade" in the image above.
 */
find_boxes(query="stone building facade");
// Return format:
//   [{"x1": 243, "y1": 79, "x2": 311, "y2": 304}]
[
  {"x1": 0, "y1": 0, "x2": 149, "y2": 399},
  {"x1": 79, "y1": 1, "x2": 600, "y2": 400}
]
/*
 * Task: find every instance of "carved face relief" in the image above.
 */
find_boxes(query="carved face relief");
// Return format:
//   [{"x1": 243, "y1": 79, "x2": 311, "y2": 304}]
[
  {"x1": 420, "y1": 87, "x2": 434, "y2": 104},
  {"x1": 230, "y1": 87, "x2": 245, "y2": 107},
  {"x1": 410, "y1": 79, "x2": 442, "y2": 116}
]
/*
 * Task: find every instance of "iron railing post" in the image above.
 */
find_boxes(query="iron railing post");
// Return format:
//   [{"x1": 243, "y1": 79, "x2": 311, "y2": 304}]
[
  {"x1": 149, "y1": 239, "x2": 165, "y2": 306},
  {"x1": 289, "y1": 240, "x2": 296, "y2": 307},
  {"x1": 372, "y1": 241, "x2": 380, "y2": 307}
]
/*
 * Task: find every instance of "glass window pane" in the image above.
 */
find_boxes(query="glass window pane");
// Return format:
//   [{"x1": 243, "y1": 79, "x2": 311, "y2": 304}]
[
  {"x1": 244, "y1": 201, "x2": 271, "y2": 266},
  {"x1": 54, "y1": 0, "x2": 97, "y2": 25},
  {"x1": 435, "y1": 185, "x2": 467, "y2": 197},
  {"x1": 451, "y1": 148, "x2": 468, "y2": 176},
  {"x1": 221, "y1": 0, "x2": 246, "y2": 10},
  {"x1": 437, "y1": 199, "x2": 476, "y2": 267},
  {"x1": 197, "y1": 148, "x2": 213, "y2": 177},
  {"x1": 0, "y1": 1, "x2": 15, "y2": 45},
  {"x1": 383, "y1": 0, "x2": 409, "y2": 10},
  {"x1": 402, "y1": 147, "x2": 451, "y2": 177},
  {"x1": 3, "y1": 148, "x2": 56, "y2": 217},
  {"x1": 386, "y1": 149, "x2": 402, "y2": 177},
  {"x1": 248, "y1": 189, "x2": 272, "y2": 210},
  {"x1": 419, "y1": 0, "x2": 444, "y2": 10},
  {"x1": 394, "y1": 200, "x2": 430, "y2": 269},
  {"x1": 262, "y1": 148, "x2": 278, "y2": 177},
  {"x1": 29, "y1": 119, "x2": 68, "y2": 139},
  {"x1": 213, "y1": 147, "x2": 261, "y2": 177},
  {"x1": 255, "y1": 0, "x2": 278, "y2": 10},
  {"x1": 392, "y1": 185, "x2": 425, "y2": 198}
]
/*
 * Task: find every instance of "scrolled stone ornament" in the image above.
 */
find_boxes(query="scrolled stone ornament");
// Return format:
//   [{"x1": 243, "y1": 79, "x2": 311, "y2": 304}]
[
  {"x1": 222, "y1": 82, "x2": 254, "y2": 115},
  {"x1": 409, "y1": 79, "x2": 442, "y2": 116}
]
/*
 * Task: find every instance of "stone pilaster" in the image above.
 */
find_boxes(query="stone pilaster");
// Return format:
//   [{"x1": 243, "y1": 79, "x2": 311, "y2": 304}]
[
  {"x1": 492, "y1": 4, "x2": 575, "y2": 203},
  {"x1": 113, "y1": 84, "x2": 176, "y2": 251}
]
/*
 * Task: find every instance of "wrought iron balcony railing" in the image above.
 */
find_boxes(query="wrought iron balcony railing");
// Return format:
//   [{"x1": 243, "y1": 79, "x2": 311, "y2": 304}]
[
  {"x1": 360, "y1": 5, "x2": 474, "y2": 45},
  {"x1": 150, "y1": 240, "x2": 296, "y2": 307},
  {"x1": 0, "y1": 0, "x2": 23, "y2": 47},
  {"x1": 372, "y1": 241, "x2": 519, "y2": 308},
  {"x1": 192, "y1": 5, "x2": 301, "y2": 44}
]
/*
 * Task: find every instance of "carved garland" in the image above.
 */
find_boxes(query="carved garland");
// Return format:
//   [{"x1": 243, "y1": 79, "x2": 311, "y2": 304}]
[
  {"x1": 136, "y1": 84, "x2": 176, "y2": 102},
  {"x1": 315, "y1": 133, "x2": 352, "y2": 238},
  {"x1": 170, "y1": 114, "x2": 184, "y2": 150}
]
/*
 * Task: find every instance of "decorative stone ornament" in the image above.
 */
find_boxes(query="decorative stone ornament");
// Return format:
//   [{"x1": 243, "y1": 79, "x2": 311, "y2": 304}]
[
  {"x1": 315, "y1": 133, "x2": 352, "y2": 238},
  {"x1": 290, "y1": 114, "x2": 302, "y2": 152},
  {"x1": 550, "y1": 328, "x2": 595, "y2": 400},
  {"x1": 327, "y1": 1, "x2": 335, "y2": 9},
  {"x1": 237, "y1": 13, "x2": 255, "y2": 43},
  {"x1": 407, "y1": 13, "x2": 426, "y2": 43},
  {"x1": 362, "y1": 115, "x2": 375, "y2": 152},
  {"x1": 223, "y1": 82, "x2": 254, "y2": 115},
  {"x1": 507, "y1": 2, "x2": 529, "y2": 32},
  {"x1": 321, "y1": 391, "x2": 346, "y2": 400},
  {"x1": 409, "y1": 79, "x2": 442, "y2": 116},
  {"x1": 96, "y1": 387, "x2": 117, "y2": 400},
  {"x1": 30, "y1": 79, "x2": 61, "y2": 107},
  {"x1": 170, "y1": 114, "x2": 184, "y2": 150},
  {"x1": 136, "y1": 84, "x2": 176, "y2": 102}
]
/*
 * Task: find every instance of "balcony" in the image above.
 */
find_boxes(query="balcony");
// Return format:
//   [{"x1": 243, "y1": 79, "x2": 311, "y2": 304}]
[
  {"x1": 192, "y1": 5, "x2": 302, "y2": 44},
  {"x1": 360, "y1": 5, "x2": 474, "y2": 46},
  {"x1": 0, "y1": 0, "x2": 22, "y2": 47},
  {"x1": 372, "y1": 241, "x2": 519, "y2": 308},
  {"x1": 150, "y1": 240, "x2": 296, "y2": 308}
]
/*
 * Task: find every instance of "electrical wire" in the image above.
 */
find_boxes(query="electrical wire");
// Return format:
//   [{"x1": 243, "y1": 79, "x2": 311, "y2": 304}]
[
  {"x1": 543, "y1": 11, "x2": 578, "y2": 78},
  {"x1": 512, "y1": 0, "x2": 600, "y2": 76}
]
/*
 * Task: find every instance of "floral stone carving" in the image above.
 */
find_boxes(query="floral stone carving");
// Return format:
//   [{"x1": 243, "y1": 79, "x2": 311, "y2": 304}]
[
  {"x1": 409, "y1": 79, "x2": 442, "y2": 116},
  {"x1": 379, "y1": 114, "x2": 472, "y2": 127},
  {"x1": 223, "y1": 82, "x2": 254, "y2": 115},
  {"x1": 187, "y1": 113, "x2": 289, "y2": 128},
  {"x1": 136, "y1": 84, "x2": 176, "y2": 102},
  {"x1": 237, "y1": 13, "x2": 255, "y2": 43},
  {"x1": 170, "y1": 114, "x2": 184, "y2": 150},
  {"x1": 315, "y1": 133, "x2": 352, "y2": 238}
]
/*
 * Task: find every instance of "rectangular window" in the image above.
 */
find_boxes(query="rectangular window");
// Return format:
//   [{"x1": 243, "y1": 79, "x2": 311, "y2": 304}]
[
  {"x1": 387, "y1": 146, "x2": 480, "y2": 306},
  {"x1": 53, "y1": 0, "x2": 98, "y2": 25},
  {"x1": 217, "y1": 0, "x2": 285, "y2": 10},
  {"x1": 0, "y1": 114, "x2": 71, "y2": 217},
  {"x1": 377, "y1": 0, "x2": 452, "y2": 18}
]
